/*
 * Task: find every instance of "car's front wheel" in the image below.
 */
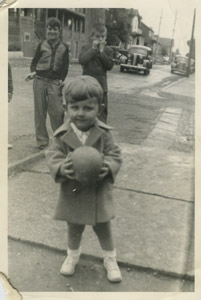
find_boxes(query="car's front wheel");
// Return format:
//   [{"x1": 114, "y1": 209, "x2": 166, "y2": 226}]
[
  {"x1": 120, "y1": 66, "x2": 124, "y2": 72},
  {"x1": 144, "y1": 69, "x2": 149, "y2": 75}
]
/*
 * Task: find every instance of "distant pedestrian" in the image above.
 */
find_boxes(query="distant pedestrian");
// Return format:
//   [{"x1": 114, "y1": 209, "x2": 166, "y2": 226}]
[
  {"x1": 8, "y1": 62, "x2": 13, "y2": 150},
  {"x1": 25, "y1": 17, "x2": 69, "y2": 150},
  {"x1": 45, "y1": 75, "x2": 122, "y2": 282},
  {"x1": 78, "y1": 23, "x2": 113, "y2": 123}
]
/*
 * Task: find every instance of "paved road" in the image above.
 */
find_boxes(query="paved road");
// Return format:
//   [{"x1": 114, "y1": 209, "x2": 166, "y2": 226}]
[{"x1": 8, "y1": 59, "x2": 191, "y2": 164}]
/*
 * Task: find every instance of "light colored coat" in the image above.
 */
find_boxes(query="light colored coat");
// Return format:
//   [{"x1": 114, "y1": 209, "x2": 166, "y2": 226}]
[{"x1": 45, "y1": 119, "x2": 122, "y2": 225}]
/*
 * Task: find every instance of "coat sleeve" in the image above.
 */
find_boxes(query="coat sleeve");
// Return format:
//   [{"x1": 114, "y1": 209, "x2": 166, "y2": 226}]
[
  {"x1": 79, "y1": 45, "x2": 98, "y2": 65},
  {"x1": 30, "y1": 42, "x2": 42, "y2": 72},
  {"x1": 60, "y1": 44, "x2": 69, "y2": 81},
  {"x1": 98, "y1": 46, "x2": 114, "y2": 71},
  {"x1": 45, "y1": 136, "x2": 69, "y2": 183},
  {"x1": 102, "y1": 130, "x2": 122, "y2": 182}
]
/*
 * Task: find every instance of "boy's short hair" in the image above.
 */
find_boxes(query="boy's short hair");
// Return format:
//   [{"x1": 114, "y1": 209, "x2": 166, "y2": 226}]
[
  {"x1": 46, "y1": 17, "x2": 61, "y2": 29},
  {"x1": 91, "y1": 23, "x2": 107, "y2": 36},
  {"x1": 64, "y1": 76, "x2": 103, "y2": 106}
]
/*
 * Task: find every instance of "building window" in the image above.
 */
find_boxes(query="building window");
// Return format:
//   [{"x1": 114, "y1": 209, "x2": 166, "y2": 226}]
[
  {"x1": 80, "y1": 20, "x2": 83, "y2": 33},
  {"x1": 24, "y1": 32, "x2": 31, "y2": 42},
  {"x1": 82, "y1": 20, "x2": 85, "y2": 33}
]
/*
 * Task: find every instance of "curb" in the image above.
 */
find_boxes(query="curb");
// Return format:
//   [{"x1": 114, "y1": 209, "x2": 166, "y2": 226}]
[
  {"x1": 158, "y1": 77, "x2": 195, "y2": 101},
  {"x1": 8, "y1": 151, "x2": 45, "y2": 176},
  {"x1": 8, "y1": 235, "x2": 194, "y2": 281},
  {"x1": 158, "y1": 90, "x2": 195, "y2": 101}
]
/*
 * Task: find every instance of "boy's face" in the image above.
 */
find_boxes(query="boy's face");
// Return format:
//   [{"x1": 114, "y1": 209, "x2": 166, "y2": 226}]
[
  {"x1": 46, "y1": 25, "x2": 60, "y2": 42},
  {"x1": 91, "y1": 30, "x2": 106, "y2": 43},
  {"x1": 67, "y1": 97, "x2": 99, "y2": 131}
]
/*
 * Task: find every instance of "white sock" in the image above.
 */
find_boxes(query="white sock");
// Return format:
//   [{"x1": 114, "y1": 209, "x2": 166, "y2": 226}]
[
  {"x1": 67, "y1": 247, "x2": 81, "y2": 256},
  {"x1": 103, "y1": 249, "x2": 116, "y2": 258}
]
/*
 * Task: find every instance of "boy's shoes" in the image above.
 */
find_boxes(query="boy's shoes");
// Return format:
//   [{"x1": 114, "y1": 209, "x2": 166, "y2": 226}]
[
  {"x1": 8, "y1": 144, "x2": 13, "y2": 149},
  {"x1": 60, "y1": 248, "x2": 81, "y2": 276},
  {"x1": 103, "y1": 256, "x2": 122, "y2": 282}
]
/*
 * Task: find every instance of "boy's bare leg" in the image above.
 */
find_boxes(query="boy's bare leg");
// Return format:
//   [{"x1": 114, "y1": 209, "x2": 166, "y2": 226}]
[
  {"x1": 93, "y1": 221, "x2": 114, "y2": 250},
  {"x1": 67, "y1": 222, "x2": 85, "y2": 250}
]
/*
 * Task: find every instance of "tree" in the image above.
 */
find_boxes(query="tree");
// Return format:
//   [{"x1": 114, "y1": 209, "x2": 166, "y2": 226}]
[
  {"x1": 161, "y1": 46, "x2": 168, "y2": 56},
  {"x1": 105, "y1": 9, "x2": 131, "y2": 46},
  {"x1": 85, "y1": 9, "x2": 106, "y2": 45}
]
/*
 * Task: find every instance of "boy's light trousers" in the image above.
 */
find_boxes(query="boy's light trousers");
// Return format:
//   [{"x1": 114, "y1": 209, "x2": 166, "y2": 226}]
[{"x1": 33, "y1": 77, "x2": 64, "y2": 147}]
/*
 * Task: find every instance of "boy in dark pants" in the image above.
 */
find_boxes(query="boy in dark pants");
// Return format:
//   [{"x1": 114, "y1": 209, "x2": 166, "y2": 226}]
[
  {"x1": 79, "y1": 23, "x2": 113, "y2": 123},
  {"x1": 26, "y1": 17, "x2": 69, "y2": 150}
]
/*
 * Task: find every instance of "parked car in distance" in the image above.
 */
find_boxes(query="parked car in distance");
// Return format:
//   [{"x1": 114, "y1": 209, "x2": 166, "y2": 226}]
[
  {"x1": 171, "y1": 55, "x2": 195, "y2": 76},
  {"x1": 110, "y1": 46, "x2": 120, "y2": 64},
  {"x1": 118, "y1": 49, "x2": 129, "y2": 64},
  {"x1": 120, "y1": 45, "x2": 152, "y2": 75}
]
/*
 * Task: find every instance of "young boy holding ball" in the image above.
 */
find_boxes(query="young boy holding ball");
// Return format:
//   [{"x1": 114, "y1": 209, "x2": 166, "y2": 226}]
[{"x1": 45, "y1": 75, "x2": 122, "y2": 282}]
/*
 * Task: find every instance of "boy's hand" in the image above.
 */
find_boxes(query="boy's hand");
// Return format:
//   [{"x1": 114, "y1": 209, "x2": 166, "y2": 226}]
[
  {"x1": 25, "y1": 72, "x2": 36, "y2": 81},
  {"x1": 59, "y1": 80, "x2": 64, "y2": 88},
  {"x1": 60, "y1": 155, "x2": 76, "y2": 180},
  {"x1": 99, "y1": 41, "x2": 106, "y2": 53},
  {"x1": 92, "y1": 40, "x2": 100, "y2": 50},
  {"x1": 98, "y1": 165, "x2": 109, "y2": 180}
]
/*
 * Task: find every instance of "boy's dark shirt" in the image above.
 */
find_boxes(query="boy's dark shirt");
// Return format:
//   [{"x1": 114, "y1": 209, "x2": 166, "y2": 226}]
[
  {"x1": 30, "y1": 40, "x2": 69, "y2": 81},
  {"x1": 79, "y1": 45, "x2": 113, "y2": 92}
]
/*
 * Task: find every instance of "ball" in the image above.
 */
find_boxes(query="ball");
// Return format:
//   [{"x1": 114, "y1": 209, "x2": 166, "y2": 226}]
[{"x1": 71, "y1": 146, "x2": 103, "y2": 184}]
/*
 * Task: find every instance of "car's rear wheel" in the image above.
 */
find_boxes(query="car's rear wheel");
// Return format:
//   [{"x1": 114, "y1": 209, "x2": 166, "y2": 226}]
[{"x1": 144, "y1": 69, "x2": 149, "y2": 75}]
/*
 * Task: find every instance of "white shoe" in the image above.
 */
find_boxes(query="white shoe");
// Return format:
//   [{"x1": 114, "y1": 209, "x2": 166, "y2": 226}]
[
  {"x1": 8, "y1": 144, "x2": 13, "y2": 149},
  {"x1": 60, "y1": 248, "x2": 80, "y2": 276},
  {"x1": 103, "y1": 256, "x2": 122, "y2": 282}
]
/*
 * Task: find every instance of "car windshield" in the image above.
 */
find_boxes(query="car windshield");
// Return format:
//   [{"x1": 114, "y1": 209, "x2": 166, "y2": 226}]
[{"x1": 129, "y1": 48, "x2": 148, "y2": 56}]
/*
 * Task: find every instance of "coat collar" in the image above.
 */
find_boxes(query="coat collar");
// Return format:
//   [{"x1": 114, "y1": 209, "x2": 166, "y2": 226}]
[{"x1": 54, "y1": 119, "x2": 112, "y2": 149}]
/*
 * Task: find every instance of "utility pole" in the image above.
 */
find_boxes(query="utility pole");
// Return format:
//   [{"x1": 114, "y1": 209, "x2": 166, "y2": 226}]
[
  {"x1": 154, "y1": 9, "x2": 163, "y2": 63},
  {"x1": 169, "y1": 10, "x2": 177, "y2": 63},
  {"x1": 186, "y1": 9, "x2": 196, "y2": 77}
]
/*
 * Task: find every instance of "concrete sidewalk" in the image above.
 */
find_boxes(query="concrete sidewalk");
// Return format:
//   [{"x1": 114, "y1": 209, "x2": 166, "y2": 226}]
[
  {"x1": 158, "y1": 74, "x2": 195, "y2": 101},
  {"x1": 8, "y1": 143, "x2": 194, "y2": 279}
]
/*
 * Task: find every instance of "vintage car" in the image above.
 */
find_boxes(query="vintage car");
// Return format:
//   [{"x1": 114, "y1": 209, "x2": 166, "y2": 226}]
[
  {"x1": 120, "y1": 45, "x2": 152, "y2": 75},
  {"x1": 110, "y1": 46, "x2": 121, "y2": 64},
  {"x1": 118, "y1": 49, "x2": 129, "y2": 64},
  {"x1": 171, "y1": 55, "x2": 195, "y2": 76}
]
